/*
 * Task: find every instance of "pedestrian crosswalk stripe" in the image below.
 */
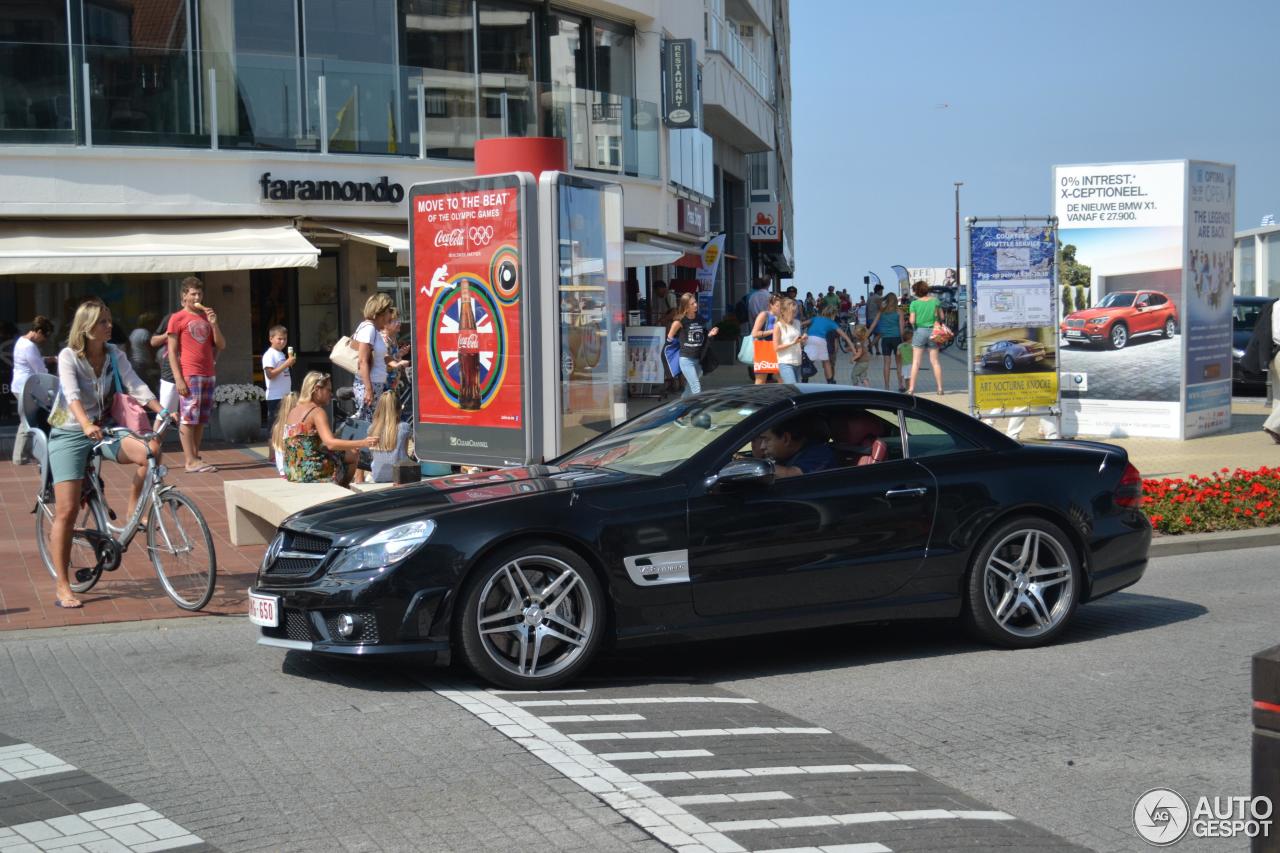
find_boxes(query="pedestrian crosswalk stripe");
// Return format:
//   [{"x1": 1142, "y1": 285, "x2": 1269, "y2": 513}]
[
  {"x1": 631, "y1": 763, "x2": 916, "y2": 782},
  {"x1": 569, "y1": 726, "x2": 831, "y2": 742},
  {"x1": 710, "y1": 808, "x2": 1015, "y2": 832},
  {"x1": 513, "y1": 696, "x2": 758, "y2": 707}
]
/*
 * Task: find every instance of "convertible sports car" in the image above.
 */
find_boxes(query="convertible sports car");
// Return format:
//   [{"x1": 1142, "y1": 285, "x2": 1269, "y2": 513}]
[
  {"x1": 249, "y1": 386, "x2": 1150, "y2": 689},
  {"x1": 977, "y1": 339, "x2": 1050, "y2": 371},
  {"x1": 1060, "y1": 290, "x2": 1178, "y2": 350}
]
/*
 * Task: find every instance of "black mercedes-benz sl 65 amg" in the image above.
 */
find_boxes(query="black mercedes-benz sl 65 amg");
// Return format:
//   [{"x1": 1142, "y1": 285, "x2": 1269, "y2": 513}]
[{"x1": 249, "y1": 385, "x2": 1150, "y2": 689}]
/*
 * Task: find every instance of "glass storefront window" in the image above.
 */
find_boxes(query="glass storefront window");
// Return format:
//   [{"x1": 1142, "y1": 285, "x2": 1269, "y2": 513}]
[
  {"x1": 0, "y1": 274, "x2": 182, "y2": 425},
  {"x1": 403, "y1": 0, "x2": 476, "y2": 159},
  {"x1": 478, "y1": 3, "x2": 535, "y2": 138},
  {"x1": 592, "y1": 25, "x2": 632, "y2": 98},
  {"x1": 304, "y1": 0, "x2": 399, "y2": 155},
  {"x1": 0, "y1": 2, "x2": 74, "y2": 143},
  {"x1": 84, "y1": 0, "x2": 201, "y2": 146},
  {"x1": 201, "y1": 0, "x2": 305, "y2": 150}
]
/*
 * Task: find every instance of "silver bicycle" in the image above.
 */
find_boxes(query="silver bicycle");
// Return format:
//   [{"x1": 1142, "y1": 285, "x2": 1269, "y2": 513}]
[{"x1": 33, "y1": 416, "x2": 217, "y2": 611}]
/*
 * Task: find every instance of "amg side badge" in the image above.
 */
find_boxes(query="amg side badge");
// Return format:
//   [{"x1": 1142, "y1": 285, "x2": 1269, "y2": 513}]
[{"x1": 623, "y1": 550, "x2": 690, "y2": 586}]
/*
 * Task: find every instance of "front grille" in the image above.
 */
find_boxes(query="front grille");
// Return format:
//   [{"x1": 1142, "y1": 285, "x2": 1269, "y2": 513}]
[
  {"x1": 1067, "y1": 319, "x2": 1085, "y2": 328},
  {"x1": 287, "y1": 531, "x2": 330, "y2": 554},
  {"x1": 323, "y1": 611, "x2": 380, "y2": 644},
  {"x1": 270, "y1": 557, "x2": 323, "y2": 576},
  {"x1": 284, "y1": 609, "x2": 316, "y2": 643}
]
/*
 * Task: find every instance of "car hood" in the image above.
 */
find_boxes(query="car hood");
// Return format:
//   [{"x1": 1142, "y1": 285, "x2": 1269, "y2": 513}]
[
  {"x1": 282, "y1": 465, "x2": 637, "y2": 543},
  {"x1": 1066, "y1": 307, "x2": 1122, "y2": 322}
]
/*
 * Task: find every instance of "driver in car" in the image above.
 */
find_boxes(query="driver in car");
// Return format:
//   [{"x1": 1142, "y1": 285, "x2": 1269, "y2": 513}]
[{"x1": 756, "y1": 418, "x2": 836, "y2": 479}]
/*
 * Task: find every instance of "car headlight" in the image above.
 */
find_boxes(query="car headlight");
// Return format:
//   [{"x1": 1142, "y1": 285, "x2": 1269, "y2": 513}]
[
  {"x1": 329, "y1": 520, "x2": 436, "y2": 574},
  {"x1": 1087, "y1": 318, "x2": 1106, "y2": 325},
  {"x1": 1232, "y1": 348, "x2": 1246, "y2": 359}
]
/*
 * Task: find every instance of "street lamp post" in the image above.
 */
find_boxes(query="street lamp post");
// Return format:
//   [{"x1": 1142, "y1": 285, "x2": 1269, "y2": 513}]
[{"x1": 954, "y1": 181, "x2": 964, "y2": 289}]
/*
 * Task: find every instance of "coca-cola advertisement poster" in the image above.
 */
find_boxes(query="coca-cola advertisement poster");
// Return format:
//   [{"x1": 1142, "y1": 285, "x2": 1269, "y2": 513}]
[{"x1": 410, "y1": 175, "x2": 532, "y2": 466}]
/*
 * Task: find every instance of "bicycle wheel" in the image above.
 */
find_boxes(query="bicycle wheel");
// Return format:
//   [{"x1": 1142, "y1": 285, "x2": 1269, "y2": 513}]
[
  {"x1": 147, "y1": 489, "x2": 216, "y2": 611},
  {"x1": 35, "y1": 498, "x2": 106, "y2": 594}
]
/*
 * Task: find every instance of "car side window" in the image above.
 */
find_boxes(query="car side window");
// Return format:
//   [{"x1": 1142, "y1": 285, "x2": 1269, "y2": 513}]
[
  {"x1": 1149, "y1": 293, "x2": 1166, "y2": 306},
  {"x1": 730, "y1": 405, "x2": 905, "y2": 475},
  {"x1": 1135, "y1": 295, "x2": 1150, "y2": 307},
  {"x1": 903, "y1": 413, "x2": 977, "y2": 459}
]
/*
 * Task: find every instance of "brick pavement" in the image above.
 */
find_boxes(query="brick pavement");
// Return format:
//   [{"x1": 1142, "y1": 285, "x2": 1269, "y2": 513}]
[{"x1": 0, "y1": 442, "x2": 279, "y2": 633}]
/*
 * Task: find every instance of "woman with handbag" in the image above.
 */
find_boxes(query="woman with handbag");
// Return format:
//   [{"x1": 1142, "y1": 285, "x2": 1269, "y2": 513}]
[
  {"x1": 45, "y1": 299, "x2": 174, "y2": 609},
  {"x1": 333, "y1": 293, "x2": 400, "y2": 420},
  {"x1": 906, "y1": 281, "x2": 946, "y2": 395},
  {"x1": 747, "y1": 293, "x2": 781, "y2": 385},
  {"x1": 667, "y1": 293, "x2": 719, "y2": 397}
]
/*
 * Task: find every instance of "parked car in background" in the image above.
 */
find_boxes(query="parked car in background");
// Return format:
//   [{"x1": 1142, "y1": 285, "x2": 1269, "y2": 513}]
[
  {"x1": 978, "y1": 339, "x2": 1050, "y2": 371},
  {"x1": 1060, "y1": 290, "x2": 1178, "y2": 350},
  {"x1": 1232, "y1": 295, "x2": 1277, "y2": 394}
]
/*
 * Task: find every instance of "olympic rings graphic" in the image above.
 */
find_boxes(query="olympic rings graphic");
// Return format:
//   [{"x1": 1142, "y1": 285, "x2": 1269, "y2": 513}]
[{"x1": 467, "y1": 226, "x2": 495, "y2": 246}]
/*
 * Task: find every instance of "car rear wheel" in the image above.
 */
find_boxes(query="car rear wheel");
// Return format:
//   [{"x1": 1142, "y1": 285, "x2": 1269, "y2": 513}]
[
  {"x1": 457, "y1": 542, "x2": 605, "y2": 689},
  {"x1": 1163, "y1": 317, "x2": 1176, "y2": 338},
  {"x1": 1107, "y1": 323, "x2": 1128, "y2": 350},
  {"x1": 964, "y1": 517, "x2": 1080, "y2": 648}
]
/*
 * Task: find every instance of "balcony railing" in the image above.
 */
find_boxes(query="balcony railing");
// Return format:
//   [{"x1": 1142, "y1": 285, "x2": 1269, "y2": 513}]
[
  {"x1": 706, "y1": 15, "x2": 773, "y2": 103},
  {"x1": 0, "y1": 42, "x2": 659, "y2": 180}
]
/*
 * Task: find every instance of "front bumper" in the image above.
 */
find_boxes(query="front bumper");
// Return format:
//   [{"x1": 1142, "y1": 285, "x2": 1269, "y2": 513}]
[{"x1": 1062, "y1": 328, "x2": 1107, "y2": 343}]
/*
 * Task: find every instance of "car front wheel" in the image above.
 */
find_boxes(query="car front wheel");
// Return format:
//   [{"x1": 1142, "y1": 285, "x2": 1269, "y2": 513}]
[
  {"x1": 1107, "y1": 323, "x2": 1128, "y2": 349},
  {"x1": 964, "y1": 517, "x2": 1080, "y2": 648},
  {"x1": 1003, "y1": 354, "x2": 1016, "y2": 371},
  {"x1": 457, "y1": 541, "x2": 605, "y2": 689}
]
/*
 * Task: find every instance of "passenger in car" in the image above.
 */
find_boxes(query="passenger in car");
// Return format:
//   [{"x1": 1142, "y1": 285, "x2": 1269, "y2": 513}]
[{"x1": 757, "y1": 417, "x2": 836, "y2": 478}]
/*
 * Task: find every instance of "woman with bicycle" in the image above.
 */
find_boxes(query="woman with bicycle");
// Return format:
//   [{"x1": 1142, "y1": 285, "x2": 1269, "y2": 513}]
[{"x1": 46, "y1": 299, "x2": 173, "y2": 609}]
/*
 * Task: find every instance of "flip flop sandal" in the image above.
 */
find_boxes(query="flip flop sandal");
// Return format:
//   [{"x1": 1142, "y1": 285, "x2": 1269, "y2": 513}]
[{"x1": 55, "y1": 599, "x2": 83, "y2": 609}]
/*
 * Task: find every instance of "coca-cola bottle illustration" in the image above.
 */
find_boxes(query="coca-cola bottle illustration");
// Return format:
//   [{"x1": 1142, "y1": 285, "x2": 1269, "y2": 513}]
[{"x1": 456, "y1": 282, "x2": 482, "y2": 411}]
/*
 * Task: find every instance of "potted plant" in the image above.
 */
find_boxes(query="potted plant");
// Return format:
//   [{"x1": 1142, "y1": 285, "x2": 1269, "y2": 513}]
[{"x1": 213, "y1": 383, "x2": 265, "y2": 444}]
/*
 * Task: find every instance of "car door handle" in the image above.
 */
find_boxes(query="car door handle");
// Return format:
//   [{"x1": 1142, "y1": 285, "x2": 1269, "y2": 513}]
[{"x1": 885, "y1": 487, "x2": 929, "y2": 499}]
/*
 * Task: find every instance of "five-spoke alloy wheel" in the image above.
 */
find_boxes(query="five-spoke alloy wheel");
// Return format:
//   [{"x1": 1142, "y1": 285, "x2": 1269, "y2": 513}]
[
  {"x1": 965, "y1": 518, "x2": 1080, "y2": 647},
  {"x1": 1108, "y1": 323, "x2": 1128, "y2": 350},
  {"x1": 457, "y1": 542, "x2": 605, "y2": 689}
]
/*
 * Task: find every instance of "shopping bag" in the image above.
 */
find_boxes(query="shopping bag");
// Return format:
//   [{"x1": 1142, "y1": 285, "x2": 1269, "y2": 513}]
[
  {"x1": 664, "y1": 338, "x2": 682, "y2": 377},
  {"x1": 737, "y1": 336, "x2": 754, "y2": 365},
  {"x1": 108, "y1": 348, "x2": 152, "y2": 433},
  {"x1": 930, "y1": 321, "x2": 954, "y2": 346},
  {"x1": 752, "y1": 339, "x2": 779, "y2": 374}
]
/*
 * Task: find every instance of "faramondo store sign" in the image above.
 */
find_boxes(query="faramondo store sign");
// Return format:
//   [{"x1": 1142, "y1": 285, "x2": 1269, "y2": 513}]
[{"x1": 258, "y1": 172, "x2": 405, "y2": 202}]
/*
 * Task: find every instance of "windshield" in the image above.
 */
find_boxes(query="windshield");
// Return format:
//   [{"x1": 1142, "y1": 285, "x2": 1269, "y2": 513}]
[
  {"x1": 1097, "y1": 292, "x2": 1136, "y2": 308},
  {"x1": 557, "y1": 397, "x2": 763, "y2": 476}
]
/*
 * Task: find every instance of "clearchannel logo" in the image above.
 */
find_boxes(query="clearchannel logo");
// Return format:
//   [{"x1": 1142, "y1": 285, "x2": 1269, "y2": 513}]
[
  {"x1": 1133, "y1": 788, "x2": 1273, "y2": 846},
  {"x1": 449, "y1": 436, "x2": 489, "y2": 448}
]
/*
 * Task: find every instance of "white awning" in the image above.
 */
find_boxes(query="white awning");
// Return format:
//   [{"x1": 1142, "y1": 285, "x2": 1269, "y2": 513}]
[
  {"x1": 624, "y1": 240, "x2": 684, "y2": 268},
  {"x1": 0, "y1": 219, "x2": 319, "y2": 276},
  {"x1": 319, "y1": 220, "x2": 409, "y2": 253}
]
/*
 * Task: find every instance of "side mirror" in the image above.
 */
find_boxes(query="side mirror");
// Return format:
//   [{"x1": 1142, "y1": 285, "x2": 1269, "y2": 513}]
[{"x1": 709, "y1": 458, "x2": 774, "y2": 491}]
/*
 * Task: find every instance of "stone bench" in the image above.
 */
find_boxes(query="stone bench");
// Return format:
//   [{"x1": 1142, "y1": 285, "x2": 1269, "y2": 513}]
[
  {"x1": 224, "y1": 478, "x2": 352, "y2": 546},
  {"x1": 349, "y1": 482, "x2": 396, "y2": 493}
]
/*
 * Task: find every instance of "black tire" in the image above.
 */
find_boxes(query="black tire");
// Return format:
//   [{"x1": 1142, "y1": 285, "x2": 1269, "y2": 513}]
[
  {"x1": 1003, "y1": 354, "x2": 1016, "y2": 371},
  {"x1": 963, "y1": 517, "x2": 1081, "y2": 649},
  {"x1": 147, "y1": 490, "x2": 217, "y2": 610},
  {"x1": 1107, "y1": 323, "x2": 1128, "y2": 350},
  {"x1": 456, "y1": 541, "x2": 605, "y2": 689},
  {"x1": 36, "y1": 498, "x2": 107, "y2": 594},
  {"x1": 1163, "y1": 317, "x2": 1176, "y2": 338}
]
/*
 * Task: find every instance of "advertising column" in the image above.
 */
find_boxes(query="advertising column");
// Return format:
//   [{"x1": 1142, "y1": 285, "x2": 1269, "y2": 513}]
[
  {"x1": 968, "y1": 224, "x2": 1059, "y2": 414},
  {"x1": 1054, "y1": 161, "x2": 1187, "y2": 438},
  {"x1": 410, "y1": 174, "x2": 535, "y2": 467},
  {"x1": 1183, "y1": 161, "x2": 1235, "y2": 436}
]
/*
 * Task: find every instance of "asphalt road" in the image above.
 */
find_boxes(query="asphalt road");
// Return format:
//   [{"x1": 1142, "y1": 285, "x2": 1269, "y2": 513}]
[{"x1": 0, "y1": 546, "x2": 1274, "y2": 852}]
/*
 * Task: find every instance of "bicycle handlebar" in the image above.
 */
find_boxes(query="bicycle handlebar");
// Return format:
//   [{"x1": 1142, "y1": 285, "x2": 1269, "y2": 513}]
[{"x1": 92, "y1": 413, "x2": 175, "y2": 452}]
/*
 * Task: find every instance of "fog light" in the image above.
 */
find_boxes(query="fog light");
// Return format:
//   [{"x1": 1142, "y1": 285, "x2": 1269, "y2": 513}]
[{"x1": 336, "y1": 613, "x2": 360, "y2": 639}]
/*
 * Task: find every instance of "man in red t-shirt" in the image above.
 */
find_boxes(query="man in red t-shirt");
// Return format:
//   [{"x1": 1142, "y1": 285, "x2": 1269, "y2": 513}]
[{"x1": 167, "y1": 276, "x2": 225, "y2": 472}]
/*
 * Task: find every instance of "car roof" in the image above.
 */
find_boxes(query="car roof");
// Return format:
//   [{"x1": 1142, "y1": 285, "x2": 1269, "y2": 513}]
[{"x1": 1234, "y1": 295, "x2": 1277, "y2": 304}]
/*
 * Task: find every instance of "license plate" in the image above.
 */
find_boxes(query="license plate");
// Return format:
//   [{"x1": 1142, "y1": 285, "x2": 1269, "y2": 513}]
[
  {"x1": 248, "y1": 590, "x2": 279, "y2": 627},
  {"x1": 1065, "y1": 330, "x2": 1083, "y2": 337}
]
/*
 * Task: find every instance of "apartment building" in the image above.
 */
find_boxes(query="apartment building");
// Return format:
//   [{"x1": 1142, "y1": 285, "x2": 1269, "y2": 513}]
[{"x1": 0, "y1": 0, "x2": 793, "y2": 426}]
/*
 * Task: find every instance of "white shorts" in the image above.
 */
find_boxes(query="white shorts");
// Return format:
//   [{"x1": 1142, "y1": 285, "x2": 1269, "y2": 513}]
[{"x1": 803, "y1": 339, "x2": 829, "y2": 361}]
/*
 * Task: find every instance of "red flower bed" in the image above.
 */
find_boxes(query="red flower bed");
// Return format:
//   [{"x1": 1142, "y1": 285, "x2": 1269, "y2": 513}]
[{"x1": 1143, "y1": 466, "x2": 1280, "y2": 534}]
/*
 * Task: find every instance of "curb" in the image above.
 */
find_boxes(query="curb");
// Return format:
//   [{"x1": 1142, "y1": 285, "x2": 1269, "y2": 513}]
[{"x1": 1150, "y1": 526, "x2": 1280, "y2": 558}]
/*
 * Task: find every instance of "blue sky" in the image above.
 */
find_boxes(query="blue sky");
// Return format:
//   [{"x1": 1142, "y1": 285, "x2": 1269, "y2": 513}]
[{"x1": 789, "y1": 0, "x2": 1279, "y2": 283}]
